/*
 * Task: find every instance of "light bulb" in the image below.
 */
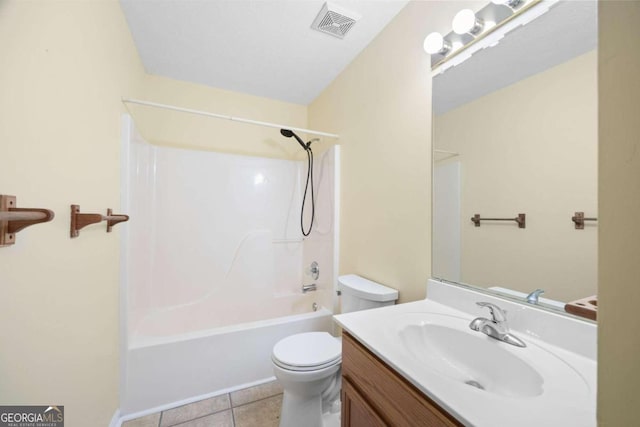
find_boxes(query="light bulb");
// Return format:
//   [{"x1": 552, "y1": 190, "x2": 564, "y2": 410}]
[
  {"x1": 423, "y1": 32, "x2": 450, "y2": 55},
  {"x1": 452, "y1": 9, "x2": 484, "y2": 35}
]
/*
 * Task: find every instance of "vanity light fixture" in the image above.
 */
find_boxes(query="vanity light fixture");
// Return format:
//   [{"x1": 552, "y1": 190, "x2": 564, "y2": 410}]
[
  {"x1": 452, "y1": 9, "x2": 484, "y2": 35},
  {"x1": 423, "y1": 32, "x2": 451, "y2": 55},
  {"x1": 423, "y1": 0, "x2": 550, "y2": 70},
  {"x1": 492, "y1": 0, "x2": 524, "y2": 9}
]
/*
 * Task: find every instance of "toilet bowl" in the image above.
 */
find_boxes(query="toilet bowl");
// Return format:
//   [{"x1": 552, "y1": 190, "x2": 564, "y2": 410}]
[
  {"x1": 272, "y1": 332, "x2": 342, "y2": 427},
  {"x1": 272, "y1": 275, "x2": 398, "y2": 427}
]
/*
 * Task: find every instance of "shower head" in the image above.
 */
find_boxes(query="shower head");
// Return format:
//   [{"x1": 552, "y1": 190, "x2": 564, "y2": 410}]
[{"x1": 280, "y1": 129, "x2": 308, "y2": 151}]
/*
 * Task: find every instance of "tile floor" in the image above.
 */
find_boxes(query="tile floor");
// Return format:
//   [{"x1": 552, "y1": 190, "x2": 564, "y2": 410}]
[{"x1": 122, "y1": 380, "x2": 284, "y2": 427}]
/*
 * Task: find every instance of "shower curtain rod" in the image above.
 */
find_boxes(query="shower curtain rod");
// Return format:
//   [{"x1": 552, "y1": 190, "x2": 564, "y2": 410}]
[{"x1": 121, "y1": 98, "x2": 340, "y2": 139}]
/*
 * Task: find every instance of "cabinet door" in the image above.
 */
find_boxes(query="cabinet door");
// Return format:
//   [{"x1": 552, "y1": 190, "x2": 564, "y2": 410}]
[
  {"x1": 342, "y1": 332, "x2": 462, "y2": 427},
  {"x1": 342, "y1": 377, "x2": 388, "y2": 427}
]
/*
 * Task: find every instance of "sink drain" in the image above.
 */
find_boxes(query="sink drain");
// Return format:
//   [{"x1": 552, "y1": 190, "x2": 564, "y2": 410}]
[{"x1": 465, "y1": 380, "x2": 485, "y2": 390}]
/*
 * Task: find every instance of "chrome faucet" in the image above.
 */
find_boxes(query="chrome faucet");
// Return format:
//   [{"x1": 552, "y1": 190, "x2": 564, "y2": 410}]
[
  {"x1": 526, "y1": 289, "x2": 545, "y2": 304},
  {"x1": 469, "y1": 302, "x2": 526, "y2": 347},
  {"x1": 302, "y1": 283, "x2": 317, "y2": 293}
]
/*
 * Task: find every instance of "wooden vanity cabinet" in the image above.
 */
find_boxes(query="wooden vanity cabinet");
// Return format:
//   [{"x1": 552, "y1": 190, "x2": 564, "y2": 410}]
[{"x1": 341, "y1": 332, "x2": 462, "y2": 427}]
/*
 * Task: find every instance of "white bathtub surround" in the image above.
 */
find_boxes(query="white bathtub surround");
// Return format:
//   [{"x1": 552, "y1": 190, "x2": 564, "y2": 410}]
[
  {"x1": 334, "y1": 279, "x2": 597, "y2": 427},
  {"x1": 126, "y1": 138, "x2": 335, "y2": 338},
  {"x1": 120, "y1": 116, "x2": 340, "y2": 414}
]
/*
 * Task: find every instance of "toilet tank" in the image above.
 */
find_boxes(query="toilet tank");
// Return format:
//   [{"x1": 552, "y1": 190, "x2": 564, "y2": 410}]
[{"x1": 338, "y1": 274, "x2": 399, "y2": 313}]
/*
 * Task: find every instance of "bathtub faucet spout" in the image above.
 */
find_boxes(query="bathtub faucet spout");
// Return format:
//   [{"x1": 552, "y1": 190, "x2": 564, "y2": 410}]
[{"x1": 302, "y1": 284, "x2": 317, "y2": 293}]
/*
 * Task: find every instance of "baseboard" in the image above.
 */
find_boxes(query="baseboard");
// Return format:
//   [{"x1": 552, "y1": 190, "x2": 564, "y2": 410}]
[{"x1": 116, "y1": 376, "x2": 277, "y2": 424}]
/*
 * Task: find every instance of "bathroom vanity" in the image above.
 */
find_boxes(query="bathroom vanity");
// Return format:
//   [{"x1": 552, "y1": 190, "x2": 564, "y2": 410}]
[
  {"x1": 341, "y1": 331, "x2": 461, "y2": 427},
  {"x1": 334, "y1": 279, "x2": 597, "y2": 427}
]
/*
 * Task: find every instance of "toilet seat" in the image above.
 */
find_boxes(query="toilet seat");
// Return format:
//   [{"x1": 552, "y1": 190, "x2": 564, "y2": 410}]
[{"x1": 272, "y1": 332, "x2": 341, "y2": 372}]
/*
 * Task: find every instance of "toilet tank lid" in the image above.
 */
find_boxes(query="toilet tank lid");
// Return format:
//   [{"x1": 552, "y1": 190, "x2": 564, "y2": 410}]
[{"x1": 338, "y1": 274, "x2": 398, "y2": 302}]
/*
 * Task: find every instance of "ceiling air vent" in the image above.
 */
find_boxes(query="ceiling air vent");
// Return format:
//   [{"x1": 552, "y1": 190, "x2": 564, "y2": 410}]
[{"x1": 311, "y1": 2, "x2": 361, "y2": 39}]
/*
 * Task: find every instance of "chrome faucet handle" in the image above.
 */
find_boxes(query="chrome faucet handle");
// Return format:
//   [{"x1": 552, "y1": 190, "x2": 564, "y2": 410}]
[
  {"x1": 526, "y1": 289, "x2": 545, "y2": 304},
  {"x1": 306, "y1": 261, "x2": 320, "y2": 280},
  {"x1": 476, "y1": 302, "x2": 507, "y2": 323},
  {"x1": 471, "y1": 302, "x2": 526, "y2": 348}
]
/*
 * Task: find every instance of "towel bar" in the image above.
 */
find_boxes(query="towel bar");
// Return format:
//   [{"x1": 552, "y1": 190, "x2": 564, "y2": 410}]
[{"x1": 471, "y1": 213, "x2": 526, "y2": 229}]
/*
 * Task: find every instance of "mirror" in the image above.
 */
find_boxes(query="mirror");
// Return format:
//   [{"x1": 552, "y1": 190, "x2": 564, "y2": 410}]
[{"x1": 432, "y1": 0, "x2": 598, "y2": 315}]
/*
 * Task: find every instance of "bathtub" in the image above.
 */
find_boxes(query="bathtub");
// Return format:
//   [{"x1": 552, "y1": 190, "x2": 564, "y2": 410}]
[
  {"x1": 120, "y1": 116, "x2": 340, "y2": 415},
  {"x1": 122, "y1": 304, "x2": 333, "y2": 415}
]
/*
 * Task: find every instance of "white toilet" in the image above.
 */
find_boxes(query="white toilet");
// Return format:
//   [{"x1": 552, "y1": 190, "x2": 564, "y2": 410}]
[{"x1": 271, "y1": 274, "x2": 398, "y2": 427}]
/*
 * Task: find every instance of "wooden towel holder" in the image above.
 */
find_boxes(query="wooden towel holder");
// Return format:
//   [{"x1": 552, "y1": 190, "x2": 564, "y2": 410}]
[
  {"x1": 0, "y1": 195, "x2": 55, "y2": 247},
  {"x1": 70, "y1": 204, "x2": 129, "y2": 238},
  {"x1": 571, "y1": 212, "x2": 597, "y2": 229},
  {"x1": 471, "y1": 213, "x2": 526, "y2": 229}
]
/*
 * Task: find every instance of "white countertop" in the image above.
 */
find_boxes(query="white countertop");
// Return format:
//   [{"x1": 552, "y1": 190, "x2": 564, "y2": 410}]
[{"x1": 334, "y1": 281, "x2": 597, "y2": 427}]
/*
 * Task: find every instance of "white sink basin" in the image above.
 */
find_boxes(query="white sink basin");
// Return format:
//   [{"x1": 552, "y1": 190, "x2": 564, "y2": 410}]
[
  {"x1": 391, "y1": 313, "x2": 589, "y2": 399},
  {"x1": 334, "y1": 287, "x2": 597, "y2": 426},
  {"x1": 399, "y1": 321, "x2": 543, "y2": 397}
]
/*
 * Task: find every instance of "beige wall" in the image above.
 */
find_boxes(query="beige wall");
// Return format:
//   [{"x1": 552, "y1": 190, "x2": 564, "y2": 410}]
[
  {"x1": 309, "y1": 0, "x2": 479, "y2": 303},
  {"x1": 3, "y1": 0, "x2": 636, "y2": 424},
  {"x1": 309, "y1": 0, "x2": 471, "y2": 303},
  {"x1": 0, "y1": 2, "x2": 310, "y2": 424},
  {"x1": 598, "y1": 1, "x2": 640, "y2": 424},
  {"x1": 434, "y1": 50, "x2": 598, "y2": 302},
  {"x1": 0, "y1": 1, "x2": 144, "y2": 425},
  {"x1": 133, "y1": 75, "x2": 309, "y2": 160}
]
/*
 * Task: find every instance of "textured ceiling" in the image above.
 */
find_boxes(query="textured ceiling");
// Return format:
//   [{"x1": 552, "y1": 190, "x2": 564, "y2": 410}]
[
  {"x1": 433, "y1": 0, "x2": 597, "y2": 116},
  {"x1": 120, "y1": 0, "x2": 408, "y2": 105}
]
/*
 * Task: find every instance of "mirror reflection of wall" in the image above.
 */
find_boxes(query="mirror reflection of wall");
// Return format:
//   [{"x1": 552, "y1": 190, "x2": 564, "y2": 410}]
[{"x1": 432, "y1": 0, "x2": 597, "y2": 305}]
